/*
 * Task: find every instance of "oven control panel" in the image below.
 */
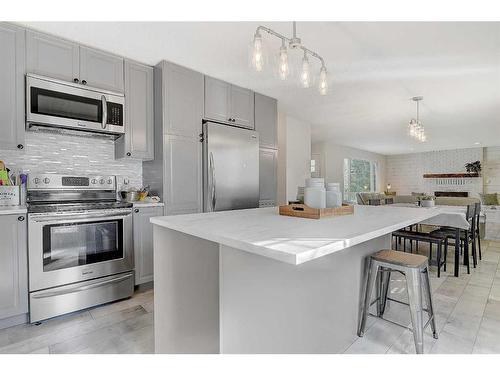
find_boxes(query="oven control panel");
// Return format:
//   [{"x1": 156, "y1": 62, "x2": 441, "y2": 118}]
[{"x1": 28, "y1": 174, "x2": 116, "y2": 190}]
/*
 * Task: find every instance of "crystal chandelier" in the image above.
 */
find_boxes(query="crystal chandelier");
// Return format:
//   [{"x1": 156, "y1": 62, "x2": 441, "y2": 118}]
[
  {"x1": 251, "y1": 22, "x2": 328, "y2": 95},
  {"x1": 408, "y1": 96, "x2": 426, "y2": 142}
]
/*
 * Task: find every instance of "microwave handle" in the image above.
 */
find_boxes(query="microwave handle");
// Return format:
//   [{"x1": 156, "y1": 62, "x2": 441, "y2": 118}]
[{"x1": 101, "y1": 95, "x2": 107, "y2": 129}]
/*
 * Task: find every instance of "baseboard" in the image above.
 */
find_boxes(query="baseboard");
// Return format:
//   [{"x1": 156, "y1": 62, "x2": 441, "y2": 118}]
[{"x1": 0, "y1": 313, "x2": 28, "y2": 330}]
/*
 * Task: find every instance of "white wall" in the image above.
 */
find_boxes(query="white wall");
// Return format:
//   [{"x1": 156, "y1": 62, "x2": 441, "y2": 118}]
[
  {"x1": 276, "y1": 112, "x2": 312, "y2": 204},
  {"x1": 311, "y1": 141, "x2": 387, "y2": 195},
  {"x1": 385, "y1": 148, "x2": 484, "y2": 197}
]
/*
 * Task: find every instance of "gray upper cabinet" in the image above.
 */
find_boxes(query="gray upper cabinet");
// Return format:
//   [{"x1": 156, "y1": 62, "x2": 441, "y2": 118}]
[
  {"x1": 164, "y1": 62, "x2": 204, "y2": 138},
  {"x1": 204, "y1": 76, "x2": 231, "y2": 124},
  {"x1": 204, "y1": 76, "x2": 255, "y2": 129},
  {"x1": 255, "y1": 93, "x2": 278, "y2": 149},
  {"x1": 259, "y1": 148, "x2": 278, "y2": 205},
  {"x1": 26, "y1": 30, "x2": 124, "y2": 92},
  {"x1": 0, "y1": 214, "x2": 28, "y2": 321},
  {"x1": 0, "y1": 23, "x2": 25, "y2": 151},
  {"x1": 116, "y1": 60, "x2": 154, "y2": 160},
  {"x1": 26, "y1": 30, "x2": 79, "y2": 82},
  {"x1": 79, "y1": 46, "x2": 124, "y2": 92},
  {"x1": 133, "y1": 206, "x2": 164, "y2": 285},
  {"x1": 164, "y1": 134, "x2": 202, "y2": 215},
  {"x1": 230, "y1": 85, "x2": 255, "y2": 129}
]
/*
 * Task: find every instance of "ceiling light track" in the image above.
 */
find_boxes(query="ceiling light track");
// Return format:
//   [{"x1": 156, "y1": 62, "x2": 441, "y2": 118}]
[{"x1": 251, "y1": 22, "x2": 328, "y2": 95}]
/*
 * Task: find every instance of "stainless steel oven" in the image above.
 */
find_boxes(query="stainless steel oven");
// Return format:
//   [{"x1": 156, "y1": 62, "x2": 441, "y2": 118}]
[
  {"x1": 26, "y1": 74, "x2": 125, "y2": 136},
  {"x1": 27, "y1": 174, "x2": 134, "y2": 322}
]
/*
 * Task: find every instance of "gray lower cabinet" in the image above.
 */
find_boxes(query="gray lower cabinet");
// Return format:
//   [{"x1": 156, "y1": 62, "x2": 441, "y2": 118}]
[
  {"x1": 164, "y1": 135, "x2": 203, "y2": 215},
  {"x1": 79, "y1": 46, "x2": 124, "y2": 92},
  {"x1": 259, "y1": 147, "x2": 278, "y2": 206},
  {"x1": 0, "y1": 214, "x2": 28, "y2": 321},
  {"x1": 133, "y1": 206, "x2": 164, "y2": 285},
  {"x1": 26, "y1": 29, "x2": 79, "y2": 83},
  {"x1": 255, "y1": 93, "x2": 278, "y2": 149},
  {"x1": 204, "y1": 76, "x2": 255, "y2": 129},
  {"x1": 0, "y1": 23, "x2": 25, "y2": 151},
  {"x1": 116, "y1": 60, "x2": 154, "y2": 160}
]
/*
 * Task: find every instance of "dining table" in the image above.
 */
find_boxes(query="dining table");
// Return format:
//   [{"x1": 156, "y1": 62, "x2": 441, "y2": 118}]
[{"x1": 389, "y1": 203, "x2": 480, "y2": 276}]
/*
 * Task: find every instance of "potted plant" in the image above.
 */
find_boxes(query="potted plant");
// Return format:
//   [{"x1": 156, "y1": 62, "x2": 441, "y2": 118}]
[
  {"x1": 419, "y1": 195, "x2": 436, "y2": 208},
  {"x1": 465, "y1": 161, "x2": 481, "y2": 175}
]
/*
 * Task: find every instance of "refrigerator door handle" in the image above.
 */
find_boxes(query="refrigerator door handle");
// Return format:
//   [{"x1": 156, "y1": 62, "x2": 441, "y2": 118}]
[{"x1": 209, "y1": 152, "x2": 216, "y2": 211}]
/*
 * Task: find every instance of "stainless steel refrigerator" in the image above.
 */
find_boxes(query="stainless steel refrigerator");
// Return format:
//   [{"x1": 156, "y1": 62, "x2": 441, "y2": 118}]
[{"x1": 202, "y1": 121, "x2": 259, "y2": 212}]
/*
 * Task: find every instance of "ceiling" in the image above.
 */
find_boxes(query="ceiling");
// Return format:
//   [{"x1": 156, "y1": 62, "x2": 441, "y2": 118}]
[{"x1": 20, "y1": 22, "x2": 500, "y2": 155}]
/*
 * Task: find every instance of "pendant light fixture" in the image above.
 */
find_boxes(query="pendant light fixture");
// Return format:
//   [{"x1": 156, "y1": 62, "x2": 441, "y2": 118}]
[
  {"x1": 251, "y1": 22, "x2": 329, "y2": 95},
  {"x1": 408, "y1": 96, "x2": 427, "y2": 142},
  {"x1": 278, "y1": 40, "x2": 289, "y2": 80}
]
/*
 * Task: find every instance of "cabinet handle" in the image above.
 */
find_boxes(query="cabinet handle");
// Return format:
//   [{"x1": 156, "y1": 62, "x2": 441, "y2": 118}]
[
  {"x1": 82, "y1": 80, "x2": 87, "y2": 85},
  {"x1": 126, "y1": 152, "x2": 131, "y2": 157},
  {"x1": 73, "y1": 78, "x2": 79, "y2": 83},
  {"x1": 134, "y1": 209, "x2": 140, "y2": 213},
  {"x1": 18, "y1": 216, "x2": 25, "y2": 221},
  {"x1": 17, "y1": 144, "x2": 24, "y2": 149}
]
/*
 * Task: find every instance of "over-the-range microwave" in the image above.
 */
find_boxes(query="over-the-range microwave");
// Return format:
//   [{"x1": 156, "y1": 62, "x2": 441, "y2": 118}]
[{"x1": 26, "y1": 74, "x2": 125, "y2": 136}]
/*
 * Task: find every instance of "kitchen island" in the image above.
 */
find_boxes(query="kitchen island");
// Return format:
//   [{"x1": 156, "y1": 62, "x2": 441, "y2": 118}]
[{"x1": 151, "y1": 205, "x2": 442, "y2": 354}]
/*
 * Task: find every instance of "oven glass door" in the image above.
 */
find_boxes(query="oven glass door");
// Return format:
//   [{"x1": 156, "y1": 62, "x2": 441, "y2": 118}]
[
  {"x1": 30, "y1": 86, "x2": 103, "y2": 123},
  {"x1": 42, "y1": 219, "x2": 123, "y2": 272}
]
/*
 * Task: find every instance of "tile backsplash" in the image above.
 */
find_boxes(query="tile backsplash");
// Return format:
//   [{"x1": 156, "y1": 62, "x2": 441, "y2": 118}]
[{"x1": 0, "y1": 131, "x2": 142, "y2": 192}]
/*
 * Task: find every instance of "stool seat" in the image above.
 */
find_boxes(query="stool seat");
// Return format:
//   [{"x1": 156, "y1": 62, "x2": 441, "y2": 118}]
[{"x1": 372, "y1": 249, "x2": 427, "y2": 268}]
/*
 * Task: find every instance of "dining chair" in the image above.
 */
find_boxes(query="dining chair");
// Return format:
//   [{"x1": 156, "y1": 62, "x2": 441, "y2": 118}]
[{"x1": 474, "y1": 202, "x2": 482, "y2": 261}]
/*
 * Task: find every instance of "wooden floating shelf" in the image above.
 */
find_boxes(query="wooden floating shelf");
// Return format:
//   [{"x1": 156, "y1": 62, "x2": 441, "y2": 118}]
[{"x1": 423, "y1": 173, "x2": 480, "y2": 178}]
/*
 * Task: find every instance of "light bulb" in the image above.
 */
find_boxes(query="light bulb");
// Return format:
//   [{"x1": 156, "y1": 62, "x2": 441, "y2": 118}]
[
  {"x1": 300, "y1": 53, "x2": 311, "y2": 88},
  {"x1": 278, "y1": 43, "x2": 289, "y2": 80},
  {"x1": 252, "y1": 32, "x2": 264, "y2": 72},
  {"x1": 318, "y1": 66, "x2": 328, "y2": 95}
]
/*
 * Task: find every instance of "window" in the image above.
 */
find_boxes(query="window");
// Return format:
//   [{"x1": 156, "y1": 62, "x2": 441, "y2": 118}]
[{"x1": 343, "y1": 158, "x2": 378, "y2": 202}]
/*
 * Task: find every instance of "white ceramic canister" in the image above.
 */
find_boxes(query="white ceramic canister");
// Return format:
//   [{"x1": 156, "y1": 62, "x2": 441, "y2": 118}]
[
  {"x1": 326, "y1": 190, "x2": 342, "y2": 208},
  {"x1": 326, "y1": 182, "x2": 340, "y2": 192},
  {"x1": 304, "y1": 186, "x2": 326, "y2": 209},
  {"x1": 306, "y1": 178, "x2": 325, "y2": 188}
]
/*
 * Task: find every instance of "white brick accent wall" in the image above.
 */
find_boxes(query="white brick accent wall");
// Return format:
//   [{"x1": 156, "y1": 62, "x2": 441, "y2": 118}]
[
  {"x1": 0, "y1": 131, "x2": 143, "y2": 191},
  {"x1": 484, "y1": 146, "x2": 500, "y2": 194},
  {"x1": 386, "y1": 148, "x2": 484, "y2": 197}
]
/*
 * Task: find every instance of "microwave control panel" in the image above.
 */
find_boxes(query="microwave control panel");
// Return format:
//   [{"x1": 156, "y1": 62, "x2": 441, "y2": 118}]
[{"x1": 107, "y1": 102, "x2": 123, "y2": 126}]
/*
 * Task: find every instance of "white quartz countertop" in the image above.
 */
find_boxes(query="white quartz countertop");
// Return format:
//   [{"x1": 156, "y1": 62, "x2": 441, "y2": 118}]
[
  {"x1": 0, "y1": 205, "x2": 27, "y2": 215},
  {"x1": 150, "y1": 205, "x2": 444, "y2": 265}
]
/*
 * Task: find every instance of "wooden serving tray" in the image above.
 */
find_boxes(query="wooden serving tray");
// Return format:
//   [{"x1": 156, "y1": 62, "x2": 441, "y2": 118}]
[{"x1": 279, "y1": 203, "x2": 354, "y2": 219}]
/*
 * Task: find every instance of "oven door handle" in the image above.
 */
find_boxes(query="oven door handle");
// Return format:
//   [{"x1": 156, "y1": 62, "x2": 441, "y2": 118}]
[
  {"x1": 29, "y1": 211, "x2": 132, "y2": 223},
  {"x1": 31, "y1": 273, "x2": 133, "y2": 299}
]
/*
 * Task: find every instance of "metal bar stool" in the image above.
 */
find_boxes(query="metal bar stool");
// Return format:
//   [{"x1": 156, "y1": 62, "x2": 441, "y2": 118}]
[{"x1": 358, "y1": 250, "x2": 438, "y2": 354}]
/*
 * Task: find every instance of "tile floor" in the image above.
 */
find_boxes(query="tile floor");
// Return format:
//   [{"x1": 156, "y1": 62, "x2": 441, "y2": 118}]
[
  {"x1": 345, "y1": 240, "x2": 500, "y2": 354},
  {"x1": 0, "y1": 288, "x2": 154, "y2": 354},
  {"x1": 1, "y1": 241, "x2": 499, "y2": 354}
]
